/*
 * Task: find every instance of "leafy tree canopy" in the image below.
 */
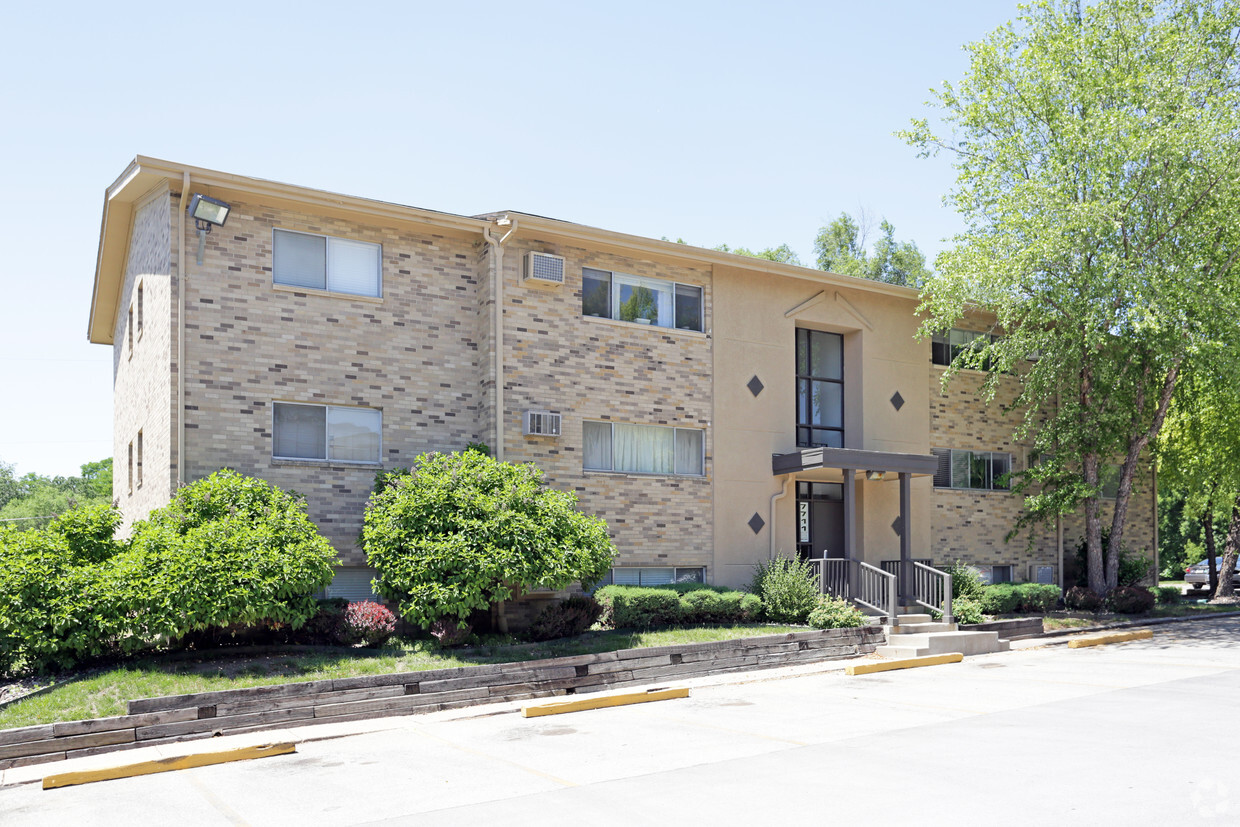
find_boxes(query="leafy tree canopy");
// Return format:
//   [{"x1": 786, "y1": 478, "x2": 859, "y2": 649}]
[
  {"x1": 813, "y1": 212, "x2": 931, "y2": 287},
  {"x1": 903, "y1": 0, "x2": 1240, "y2": 594},
  {"x1": 0, "y1": 458, "x2": 113, "y2": 531},
  {"x1": 714, "y1": 243, "x2": 804, "y2": 266}
]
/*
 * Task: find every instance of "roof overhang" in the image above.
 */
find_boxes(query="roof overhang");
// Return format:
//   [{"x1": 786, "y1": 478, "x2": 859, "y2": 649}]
[{"x1": 772, "y1": 447, "x2": 939, "y2": 477}]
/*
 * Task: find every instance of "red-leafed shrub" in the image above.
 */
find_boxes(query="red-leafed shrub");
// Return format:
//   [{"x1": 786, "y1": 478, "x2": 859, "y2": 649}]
[
  {"x1": 341, "y1": 601, "x2": 397, "y2": 647},
  {"x1": 1064, "y1": 586, "x2": 1103, "y2": 612},
  {"x1": 1106, "y1": 585, "x2": 1155, "y2": 615}
]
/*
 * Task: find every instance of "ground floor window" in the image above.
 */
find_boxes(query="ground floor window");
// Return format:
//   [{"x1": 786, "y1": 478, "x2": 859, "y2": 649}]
[
  {"x1": 975, "y1": 564, "x2": 1014, "y2": 584},
  {"x1": 324, "y1": 567, "x2": 382, "y2": 602},
  {"x1": 598, "y1": 567, "x2": 705, "y2": 587}
]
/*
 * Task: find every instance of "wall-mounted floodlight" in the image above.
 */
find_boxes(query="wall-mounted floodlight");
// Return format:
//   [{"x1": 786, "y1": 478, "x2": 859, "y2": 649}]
[
  {"x1": 865, "y1": 470, "x2": 887, "y2": 481},
  {"x1": 187, "y1": 194, "x2": 232, "y2": 264}
]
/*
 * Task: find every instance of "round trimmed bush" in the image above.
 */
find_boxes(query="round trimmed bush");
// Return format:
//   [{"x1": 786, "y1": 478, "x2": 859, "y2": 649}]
[
  {"x1": 951, "y1": 596, "x2": 985, "y2": 625},
  {"x1": 807, "y1": 595, "x2": 870, "y2": 629},
  {"x1": 1065, "y1": 585, "x2": 1103, "y2": 612},
  {"x1": 1107, "y1": 585, "x2": 1156, "y2": 614},
  {"x1": 524, "y1": 595, "x2": 603, "y2": 642}
]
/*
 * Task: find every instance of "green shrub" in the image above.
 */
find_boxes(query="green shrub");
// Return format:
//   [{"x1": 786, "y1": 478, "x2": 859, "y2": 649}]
[
  {"x1": 946, "y1": 560, "x2": 986, "y2": 600},
  {"x1": 1072, "y1": 531, "x2": 1154, "y2": 587},
  {"x1": 298, "y1": 598, "x2": 350, "y2": 645},
  {"x1": 1064, "y1": 585, "x2": 1103, "y2": 611},
  {"x1": 0, "y1": 471, "x2": 336, "y2": 676},
  {"x1": 595, "y1": 585, "x2": 683, "y2": 629},
  {"x1": 749, "y1": 556, "x2": 820, "y2": 624},
  {"x1": 807, "y1": 595, "x2": 870, "y2": 629},
  {"x1": 363, "y1": 452, "x2": 615, "y2": 629},
  {"x1": 1107, "y1": 585, "x2": 1156, "y2": 614},
  {"x1": 127, "y1": 470, "x2": 337, "y2": 640},
  {"x1": 951, "y1": 596, "x2": 985, "y2": 625},
  {"x1": 524, "y1": 596, "x2": 603, "y2": 642},
  {"x1": 595, "y1": 585, "x2": 763, "y2": 629},
  {"x1": 978, "y1": 584, "x2": 1020, "y2": 614},
  {"x1": 1153, "y1": 585, "x2": 1180, "y2": 605},
  {"x1": 1013, "y1": 583, "x2": 1061, "y2": 613}
]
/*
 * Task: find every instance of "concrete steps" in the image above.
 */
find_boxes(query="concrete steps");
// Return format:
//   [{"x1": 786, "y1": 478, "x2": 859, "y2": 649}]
[{"x1": 876, "y1": 610, "x2": 1010, "y2": 658}]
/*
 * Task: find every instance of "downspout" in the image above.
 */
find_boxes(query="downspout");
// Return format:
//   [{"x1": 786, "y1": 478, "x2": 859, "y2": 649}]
[
  {"x1": 176, "y1": 172, "x2": 189, "y2": 486},
  {"x1": 770, "y1": 476, "x2": 792, "y2": 559},
  {"x1": 481, "y1": 218, "x2": 518, "y2": 462}
]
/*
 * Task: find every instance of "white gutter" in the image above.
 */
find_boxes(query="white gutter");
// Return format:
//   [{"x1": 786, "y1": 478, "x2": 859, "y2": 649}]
[
  {"x1": 770, "y1": 476, "x2": 792, "y2": 559},
  {"x1": 481, "y1": 219, "x2": 518, "y2": 460},
  {"x1": 177, "y1": 172, "x2": 189, "y2": 486}
]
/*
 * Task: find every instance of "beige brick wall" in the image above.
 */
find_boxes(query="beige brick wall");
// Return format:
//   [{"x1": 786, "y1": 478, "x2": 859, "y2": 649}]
[
  {"x1": 930, "y1": 364, "x2": 1156, "y2": 581},
  {"x1": 112, "y1": 186, "x2": 175, "y2": 534},
  {"x1": 499, "y1": 238, "x2": 715, "y2": 575},
  {"x1": 178, "y1": 200, "x2": 487, "y2": 564}
]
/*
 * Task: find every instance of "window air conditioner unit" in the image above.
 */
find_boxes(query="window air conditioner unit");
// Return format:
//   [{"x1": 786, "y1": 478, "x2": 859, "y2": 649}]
[
  {"x1": 524, "y1": 251, "x2": 565, "y2": 285},
  {"x1": 1030, "y1": 564, "x2": 1057, "y2": 584},
  {"x1": 523, "y1": 410, "x2": 561, "y2": 437}
]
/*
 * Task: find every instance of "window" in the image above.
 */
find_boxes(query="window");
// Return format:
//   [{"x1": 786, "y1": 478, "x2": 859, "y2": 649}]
[
  {"x1": 136, "y1": 430, "x2": 143, "y2": 488},
  {"x1": 273, "y1": 229, "x2": 382, "y2": 297},
  {"x1": 1099, "y1": 463, "x2": 1121, "y2": 499},
  {"x1": 273, "y1": 402, "x2": 382, "y2": 463},
  {"x1": 136, "y1": 281, "x2": 143, "y2": 338},
  {"x1": 598, "y1": 567, "x2": 705, "y2": 587},
  {"x1": 976, "y1": 564, "x2": 1014, "y2": 584},
  {"x1": 127, "y1": 306, "x2": 134, "y2": 357},
  {"x1": 932, "y1": 448, "x2": 1011, "y2": 490},
  {"x1": 796, "y1": 328, "x2": 844, "y2": 448},
  {"x1": 931, "y1": 328, "x2": 998, "y2": 367},
  {"x1": 583, "y1": 421, "x2": 704, "y2": 475},
  {"x1": 581, "y1": 268, "x2": 703, "y2": 332},
  {"x1": 127, "y1": 440, "x2": 133, "y2": 495}
]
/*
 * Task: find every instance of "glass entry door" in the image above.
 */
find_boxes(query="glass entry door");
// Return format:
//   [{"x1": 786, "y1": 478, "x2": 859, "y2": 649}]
[{"x1": 795, "y1": 481, "x2": 845, "y2": 560}]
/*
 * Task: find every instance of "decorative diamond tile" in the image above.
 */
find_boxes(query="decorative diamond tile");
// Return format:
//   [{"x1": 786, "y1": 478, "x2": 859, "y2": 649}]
[
  {"x1": 891, "y1": 517, "x2": 903, "y2": 537},
  {"x1": 890, "y1": 390, "x2": 905, "y2": 411},
  {"x1": 747, "y1": 375, "x2": 765, "y2": 397},
  {"x1": 748, "y1": 513, "x2": 766, "y2": 534}
]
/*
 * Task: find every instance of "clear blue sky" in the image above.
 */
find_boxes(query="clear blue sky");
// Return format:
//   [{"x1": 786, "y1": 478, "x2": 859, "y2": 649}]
[{"x1": 0, "y1": 0, "x2": 1017, "y2": 478}]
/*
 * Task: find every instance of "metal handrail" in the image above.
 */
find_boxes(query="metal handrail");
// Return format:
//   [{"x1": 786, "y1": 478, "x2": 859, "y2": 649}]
[
  {"x1": 910, "y1": 560, "x2": 953, "y2": 622},
  {"x1": 808, "y1": 558, "x2": 896, "y2": 620}
]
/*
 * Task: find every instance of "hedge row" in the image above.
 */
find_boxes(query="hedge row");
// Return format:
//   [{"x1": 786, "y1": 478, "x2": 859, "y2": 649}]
[
  {"x1": 976, "y1": 583, "x2": 1061, "y2": 615},
  {"x1": 595, "y1": 584, "x2": 763, "y2": 629},
  {"x1": 0, "y1": 470, "x2": 336, "y2": 675}
]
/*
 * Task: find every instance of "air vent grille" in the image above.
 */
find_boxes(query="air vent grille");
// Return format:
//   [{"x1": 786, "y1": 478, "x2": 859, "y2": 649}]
[
  {"x1": 523, "y1": 410, "x2": 562, "y2": 437},
  {"x1": 524, "y1": 251, "x2": 565, "y2": 284}
]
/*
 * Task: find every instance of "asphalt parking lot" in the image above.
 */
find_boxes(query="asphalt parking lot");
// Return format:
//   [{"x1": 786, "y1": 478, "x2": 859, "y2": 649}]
[{"x1": 3, "y1": 618, "x2": 1239, "y2": 826}]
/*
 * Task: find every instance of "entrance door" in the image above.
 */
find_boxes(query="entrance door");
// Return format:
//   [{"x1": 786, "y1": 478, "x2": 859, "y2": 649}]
[{"x1": 795, "y1": 481, "x2": 845, "y2": 560}]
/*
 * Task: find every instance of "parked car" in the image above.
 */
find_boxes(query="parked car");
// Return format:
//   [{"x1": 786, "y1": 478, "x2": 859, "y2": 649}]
[{"x1": 1184, "y1": 558, "x2": 1240, "y2": 591}]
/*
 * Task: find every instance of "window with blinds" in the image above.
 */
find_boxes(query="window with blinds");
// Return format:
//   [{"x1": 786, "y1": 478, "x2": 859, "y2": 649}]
[
  {"x1": 273, "y1": 229, "x2": 381, "y2": 297},
  {"x1": 931, "y1": 448, "x2": 1011, "y2": 491},
  {"x1": 583, "y1": 421, "x2": 705, "y2": 476},
  {"x1": 273, "y1": 402, "x2": 381, "y2": 463}
]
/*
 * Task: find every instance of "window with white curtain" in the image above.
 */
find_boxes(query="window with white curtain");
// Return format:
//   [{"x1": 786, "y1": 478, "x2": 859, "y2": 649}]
[
  {"x1": 581, "y1": 267, "x2": 703, "y2": 332},
  {"x1": 273, "y1": 402, "x2": 381, "y2": 462},
  {"x1": 583, "y1": 421, "x2": 704, "y2": 476},
  {"x1": 273, "y1": 229, "x2": 382, "y2": 297}
]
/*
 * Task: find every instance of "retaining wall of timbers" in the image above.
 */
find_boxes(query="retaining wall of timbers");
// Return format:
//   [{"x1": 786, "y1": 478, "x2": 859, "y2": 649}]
[{"x1": 0, "y1": 626, "x2": 884, "y2": 771}]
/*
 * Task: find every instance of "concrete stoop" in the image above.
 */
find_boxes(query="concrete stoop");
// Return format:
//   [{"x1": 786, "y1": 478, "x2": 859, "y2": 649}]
[{"x1": 876, "y1": 612, "x2": 1010, "y2": 658}]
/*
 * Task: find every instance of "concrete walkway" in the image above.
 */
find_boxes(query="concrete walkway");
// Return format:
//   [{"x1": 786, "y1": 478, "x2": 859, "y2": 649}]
[{"x1": 3, "y1": 616, "x2": 1239, "y2": 824}]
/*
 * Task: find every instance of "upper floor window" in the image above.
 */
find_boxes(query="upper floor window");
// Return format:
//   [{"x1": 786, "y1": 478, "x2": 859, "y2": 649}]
[
  {"x1": 796, "y1": 329, "x2": 843, "y2": 448},
  {"x1": 932, "y1": 448, "x2": 1010, "y2": 490},
  {"x1": 273, "y1": 229, "x2": 382, "y2": 298},
  {"x1": 273, "y1": 402, "x2": 382, "y2": 463},
  {"x1": 582, "y1": 268, "x2": 703, "y2": 332},
  {"x1": 583, "y1": 420, "x2": 704, "y2": 476},
  {"x1": 931, "y1": 328, "x2": 999, "y2": 367}
]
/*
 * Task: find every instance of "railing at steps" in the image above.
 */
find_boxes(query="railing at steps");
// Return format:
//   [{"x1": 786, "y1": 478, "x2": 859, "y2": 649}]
[
  {"x1": 808, "y1": 558, "x2": 897, "y2": 620},
  {"x1": 909, "y1": 561, "x2": 953, "y2": 622}
]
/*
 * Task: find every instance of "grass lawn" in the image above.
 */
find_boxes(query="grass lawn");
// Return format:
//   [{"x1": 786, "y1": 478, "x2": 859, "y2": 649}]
[{"x1": 0, "y1": 624, "x2": 805, "y2": 730}]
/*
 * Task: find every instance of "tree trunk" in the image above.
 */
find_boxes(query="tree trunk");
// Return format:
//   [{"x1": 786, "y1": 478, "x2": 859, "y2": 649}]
[
  {"x1": 1210, "y1": 499, "x2": 1239, "y2": 603},
  {"x1": 494, "y1": 599, "x2": 510, "y2": 635},
  {"x1": 1084, "y1": 456, "x2": 1106, "y2": 596},
  {"x1": 1203, "y1": 508, "x2": 1219, "y2": 594}
]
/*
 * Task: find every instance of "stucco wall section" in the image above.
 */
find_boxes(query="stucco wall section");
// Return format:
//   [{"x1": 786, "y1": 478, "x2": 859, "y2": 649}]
[
  {"x1": 498, "y1": 237, "x2": 714, "y2": 574},
  {"x1": 112, "y1": 187, "x2": 174, "y2": 534},
  {"x1": 179, "y1": 200, "x2": 486, "y2": 563}
]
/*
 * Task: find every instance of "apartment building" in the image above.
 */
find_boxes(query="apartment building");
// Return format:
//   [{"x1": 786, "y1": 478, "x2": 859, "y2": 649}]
[{"x1": 87, "y1": 157, "x2": 1156, "y2": 601}]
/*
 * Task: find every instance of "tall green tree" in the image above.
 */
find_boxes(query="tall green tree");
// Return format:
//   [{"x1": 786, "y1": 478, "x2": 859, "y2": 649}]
[
  {"x1": 714, "y1": 243, "x2": 804, "y2": 266},
  {"x1": 902, "y1": 0, "x2": 1240, "y2": 595},
  {"x1": 0, "y1": 458, "x2": 114, "y2": 531},
  {"x1": 813, "y1": 212, "x2": 931, "y2": 287}
]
